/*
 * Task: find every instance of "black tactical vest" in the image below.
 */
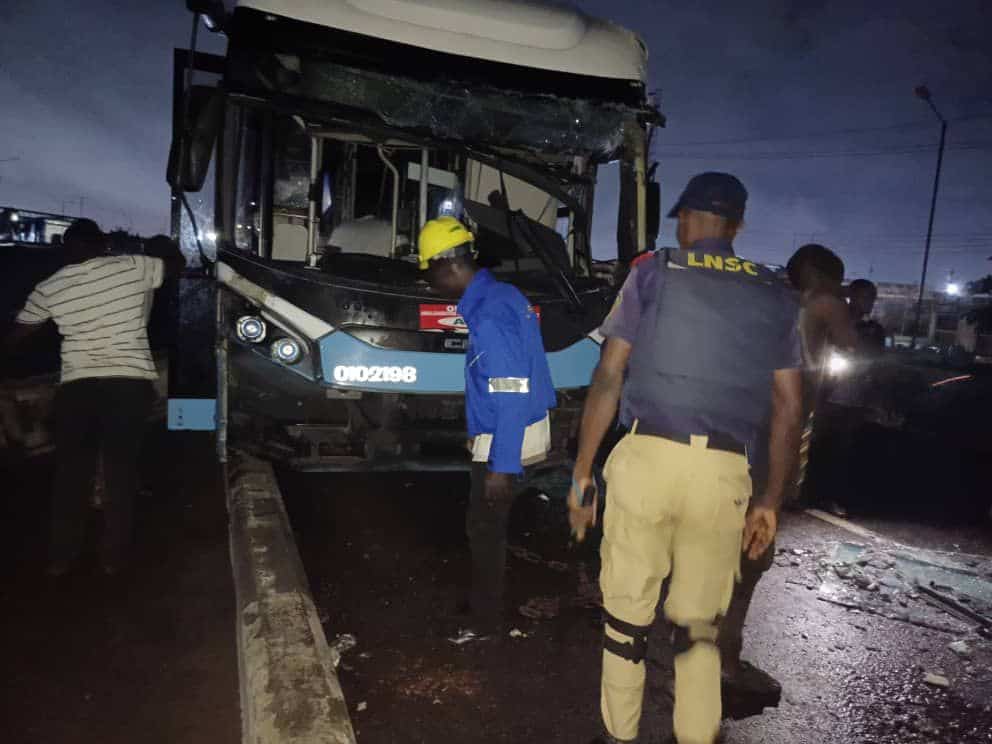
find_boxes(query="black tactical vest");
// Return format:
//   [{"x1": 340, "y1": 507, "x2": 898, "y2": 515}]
[{"x1": 625, "y1": 248, "x2": 799, "y2": 437}]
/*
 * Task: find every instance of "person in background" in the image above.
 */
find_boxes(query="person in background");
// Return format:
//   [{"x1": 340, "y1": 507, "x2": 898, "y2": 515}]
[
  {"x1": 571, "y1": 173, "x2": 803, "y2": 744},
  {"x1": 718, "y1": 243, "x2": 859, "y2": 710},
  {"x1": 787, "y1": 244, "x2": 859, "y2": 381},
  {"x1": 417, "y1": 216, "x2": 556, "y2": 634},
  {"x1": 717, "y1": 426, "x2": 779, "y2": 709},
  {"x1": 848, "y1": 279, "x2": 885, "y2": 354},
  {"x1": 955, "y1": 311, "x2": 979, "y2": 356},
  {"x1": 3, "y1": 221, "x2": 184, "y2": 576},
  {"x1": 785, "y1": 244, "x2": 859, "y2": 519}
]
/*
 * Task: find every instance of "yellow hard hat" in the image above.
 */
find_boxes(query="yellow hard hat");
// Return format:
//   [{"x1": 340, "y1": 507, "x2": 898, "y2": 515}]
[{"x1": 417, "y1": 217, "x2": 475, "y2": 270}]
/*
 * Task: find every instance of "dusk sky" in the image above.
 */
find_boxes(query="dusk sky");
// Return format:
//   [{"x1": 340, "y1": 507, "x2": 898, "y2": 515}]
[{"x1": 1, "y1": 0, "x2": 990, "y2": 286}]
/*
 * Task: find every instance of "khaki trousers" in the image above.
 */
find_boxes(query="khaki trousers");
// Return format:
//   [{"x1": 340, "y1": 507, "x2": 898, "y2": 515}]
[{"x1": 600, "y1": 432, "x2": 751, "y2": 744}]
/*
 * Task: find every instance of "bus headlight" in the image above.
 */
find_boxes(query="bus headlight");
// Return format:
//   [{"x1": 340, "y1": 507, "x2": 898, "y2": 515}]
[
  {"x1": 271, "y1": 338, "x2": 302, "y2": 364},
  {"x1": 827, "y1": 351, "x2": 851, "y2": 376},
  {"x1": 236, "y1": 315, "x2": 266, "y2": 343}
]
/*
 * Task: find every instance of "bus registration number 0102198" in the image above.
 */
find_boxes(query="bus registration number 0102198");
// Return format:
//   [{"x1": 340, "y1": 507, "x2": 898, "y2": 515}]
[{"x1": 332, "y1": 365, "x2": 418, "y2": 384}]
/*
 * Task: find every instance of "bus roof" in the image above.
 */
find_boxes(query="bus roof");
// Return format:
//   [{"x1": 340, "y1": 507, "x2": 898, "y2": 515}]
[{"x1": 236, "y1": 0, "x2": 648, "y2": 83}]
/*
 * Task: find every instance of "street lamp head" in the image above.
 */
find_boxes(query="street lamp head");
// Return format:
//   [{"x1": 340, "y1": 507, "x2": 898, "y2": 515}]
[{"x1": 914, "y1": 85, "x2": 945, "y2": 124}]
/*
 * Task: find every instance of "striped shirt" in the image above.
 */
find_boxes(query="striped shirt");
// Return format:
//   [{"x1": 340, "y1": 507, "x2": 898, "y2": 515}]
[{"x1": 16, "y1": 255, "x2": 164, "y2": 383}]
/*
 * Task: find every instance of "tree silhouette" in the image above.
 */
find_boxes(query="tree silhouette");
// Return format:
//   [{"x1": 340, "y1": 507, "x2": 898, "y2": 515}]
[{"x1": 966, "y1": 274, "x2": 992, "y2": 295}]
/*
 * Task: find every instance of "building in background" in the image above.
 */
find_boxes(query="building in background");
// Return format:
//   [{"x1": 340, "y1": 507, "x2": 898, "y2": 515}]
[
  {"x1": 0, "y1": 207, "x2": 74, "y2": 247},
  {"x1": 870, "y1": 281, "x2": 992, "y2": 356}
]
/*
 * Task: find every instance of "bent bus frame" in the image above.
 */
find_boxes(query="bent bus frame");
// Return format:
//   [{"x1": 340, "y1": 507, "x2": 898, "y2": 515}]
[{"x1": 167, "y1": 0, "x2": 663, "y2": 472}]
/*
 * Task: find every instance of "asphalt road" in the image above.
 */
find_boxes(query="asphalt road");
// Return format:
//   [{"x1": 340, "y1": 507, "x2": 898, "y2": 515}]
[
  {"x1": 2, "y1": 427, "x2": 990, "y2": 744},
  {"x1": 284, "y1": 468, "x2": 992, "y2": 744}
]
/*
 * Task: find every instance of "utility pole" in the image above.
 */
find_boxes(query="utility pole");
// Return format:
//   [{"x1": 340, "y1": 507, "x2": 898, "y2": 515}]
[{"x1": 910, "y1": 85, "x2": 947, "y2": 349}]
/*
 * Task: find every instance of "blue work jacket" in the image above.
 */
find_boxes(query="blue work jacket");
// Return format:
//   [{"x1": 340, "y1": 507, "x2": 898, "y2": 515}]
[{"x1": 458, "y1": 270, "x2": 556, "y2": 474}]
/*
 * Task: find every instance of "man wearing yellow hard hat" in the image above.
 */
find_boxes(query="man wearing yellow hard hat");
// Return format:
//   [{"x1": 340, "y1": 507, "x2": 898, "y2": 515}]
[{"x1": 419, "y1": 216, "x2": 556, "y2": 634}]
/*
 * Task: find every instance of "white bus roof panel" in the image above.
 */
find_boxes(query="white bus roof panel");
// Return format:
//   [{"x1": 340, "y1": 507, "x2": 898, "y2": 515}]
[{"x1": 236, "y1": 0, "x2": 647, "y2": 83}]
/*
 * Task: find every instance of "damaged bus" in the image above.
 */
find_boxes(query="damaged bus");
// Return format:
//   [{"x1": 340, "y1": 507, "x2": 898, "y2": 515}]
[{"x1": 168, "y1": 0, "x2": 662, "y2": 470}]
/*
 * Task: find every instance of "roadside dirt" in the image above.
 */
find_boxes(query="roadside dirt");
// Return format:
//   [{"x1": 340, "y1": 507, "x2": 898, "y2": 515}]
[{"x1": 0, "y1": 431, "x2": 240, "y2": 744}]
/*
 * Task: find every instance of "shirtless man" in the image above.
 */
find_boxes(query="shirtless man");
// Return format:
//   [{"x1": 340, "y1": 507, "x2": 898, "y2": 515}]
[
  {"x1": 720, "y1": 243, "x2": 857, "y2": 707},
  {"x1": 848, "y1": 279, "x2": 886, "y2": 354},
  {"x1": 787, "y1": 244, "x2": 859, "y2": 510},
  {"x1": 789, "y1": 244, "x2": 859, "y2": 385}
]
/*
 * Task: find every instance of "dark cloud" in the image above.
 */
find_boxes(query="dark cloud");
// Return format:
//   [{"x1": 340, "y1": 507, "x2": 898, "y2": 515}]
[
  {"x1": 0, "y1": 0, "x2": 223, "y2": 234},
  {"x1": 578, "y1": 0, "x2": 992, "y2": 283},
  {"x1": 1, "y1": 0, "x2": 989, "y2": 284}
]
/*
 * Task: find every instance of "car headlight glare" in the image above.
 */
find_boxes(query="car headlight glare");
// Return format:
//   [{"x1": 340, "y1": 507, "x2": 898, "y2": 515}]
[{"x1": 827, "y1": 351, "x2": 851, "y2": 376}]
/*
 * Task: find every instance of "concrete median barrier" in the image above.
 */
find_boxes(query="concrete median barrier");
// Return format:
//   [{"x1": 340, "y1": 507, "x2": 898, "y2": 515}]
[{"x1": 227, "y1": 453, "x2": 356, "y2": 744}]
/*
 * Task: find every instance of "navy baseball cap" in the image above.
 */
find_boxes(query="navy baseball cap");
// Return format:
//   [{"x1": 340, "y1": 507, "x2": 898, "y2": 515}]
[{"x1": 667, "y1": 172, "x2": 748, "y2": 221}]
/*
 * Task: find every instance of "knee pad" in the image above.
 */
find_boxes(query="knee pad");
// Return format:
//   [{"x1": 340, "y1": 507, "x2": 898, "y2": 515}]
[
  {"x1": 671, "y1": 619, "x2": 720, "y2": 658},
  {"x1": 603, "y1": 610, "x2": 651, "y2": 664}
]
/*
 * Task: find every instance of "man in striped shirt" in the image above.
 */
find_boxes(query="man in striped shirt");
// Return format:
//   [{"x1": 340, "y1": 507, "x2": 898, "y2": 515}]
[{"x1": 6, "y1": 220, "x2": 184, "y2": 576}]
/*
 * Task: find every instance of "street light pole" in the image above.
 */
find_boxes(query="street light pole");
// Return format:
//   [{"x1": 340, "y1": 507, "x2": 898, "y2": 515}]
[{"x1": 910, "y1": 85, "x2": 947, "y2": 349}]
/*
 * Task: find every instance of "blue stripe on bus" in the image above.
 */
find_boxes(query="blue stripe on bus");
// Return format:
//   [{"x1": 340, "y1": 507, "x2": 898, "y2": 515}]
[
  {"x1": 317, "y1": 331, "x2": 599, "y2": 394},
  {"x1": 167, "y1": 398, "x2": 217, "y2": 431}
]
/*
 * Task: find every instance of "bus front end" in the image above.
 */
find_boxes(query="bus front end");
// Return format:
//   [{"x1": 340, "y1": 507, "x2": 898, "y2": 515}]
[{"x1": 169, "y1": 0, "x2": 662, "y2": 471}]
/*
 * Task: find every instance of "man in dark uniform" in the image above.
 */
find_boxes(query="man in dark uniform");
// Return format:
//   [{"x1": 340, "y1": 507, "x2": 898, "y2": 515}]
[{"x1": 570, "y1": 173, "x2": 804, "y2": 744}]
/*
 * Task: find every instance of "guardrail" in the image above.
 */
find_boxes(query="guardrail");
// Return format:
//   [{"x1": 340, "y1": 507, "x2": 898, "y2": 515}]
[{"x1": 226, "y1": 452, "x2": 356, "y2": 744}]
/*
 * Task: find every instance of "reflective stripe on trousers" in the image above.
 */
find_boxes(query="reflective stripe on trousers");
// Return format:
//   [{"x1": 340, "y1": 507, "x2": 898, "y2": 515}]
[{"x1": 599, "y1": 433, "x2": 751, "y2": 744}]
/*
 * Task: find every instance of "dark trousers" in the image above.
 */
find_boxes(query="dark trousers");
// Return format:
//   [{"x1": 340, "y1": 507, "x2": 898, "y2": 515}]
[
  {"x1": 719, "y1": 442, "x2": 776, "y2": 666},
  {"x1": 718, "y1": 540, "x2": 775, "y2": 666},
  {"x1": 466, "y1": 462, "x2": 518, "y2": 624},
  {"x1": 51, "y1": 378, "x2": 153, "y2": 566}
]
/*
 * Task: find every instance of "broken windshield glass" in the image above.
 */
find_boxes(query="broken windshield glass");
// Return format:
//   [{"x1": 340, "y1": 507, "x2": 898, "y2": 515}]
[
  {"x1": 465, "y1": 199, "x2": 582, "y2": 310},
  {"x1": 231, "y1": 52, "x2": 653, "y2": 160},
  {"x1": 830, "y1": 541, "x2": 992, "y2": 608}
]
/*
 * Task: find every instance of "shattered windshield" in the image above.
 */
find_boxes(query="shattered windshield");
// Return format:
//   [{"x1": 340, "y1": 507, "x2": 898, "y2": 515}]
[{"x1": 232, "y1": 54, "x2": 648, "y2": 161}]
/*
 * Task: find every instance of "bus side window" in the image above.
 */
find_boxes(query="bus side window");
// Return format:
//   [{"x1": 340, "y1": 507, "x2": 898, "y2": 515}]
[
  {"x1": 231, "y1": 107, "x2": 263, "y2": 255},
  {"x1": 590, "y1": 160, "x2": 620, "y2": 263},
  {"x1": 270, "y1": 117, "x2": 310, "y2": 262}
]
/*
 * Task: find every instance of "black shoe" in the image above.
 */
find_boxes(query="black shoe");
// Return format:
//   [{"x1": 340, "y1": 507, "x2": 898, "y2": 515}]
[{"x1": 722, "y1": 659, "x2": 782, "y2": 720}]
